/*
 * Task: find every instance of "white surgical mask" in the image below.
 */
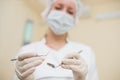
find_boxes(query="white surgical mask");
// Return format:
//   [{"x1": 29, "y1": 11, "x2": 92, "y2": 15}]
[{"x1": 47, "y1": 11, "x2": 75, "y2": 35}]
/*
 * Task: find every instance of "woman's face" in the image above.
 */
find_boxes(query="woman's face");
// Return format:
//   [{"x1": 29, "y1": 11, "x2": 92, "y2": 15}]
[{"x1": 50, "y1": 0, "x2": 76, "y2": 17}]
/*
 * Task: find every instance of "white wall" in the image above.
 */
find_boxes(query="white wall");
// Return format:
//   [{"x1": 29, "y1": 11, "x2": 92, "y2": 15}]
[{"x1": 0, "y1": 0, "x2": 43, "y2": 79}]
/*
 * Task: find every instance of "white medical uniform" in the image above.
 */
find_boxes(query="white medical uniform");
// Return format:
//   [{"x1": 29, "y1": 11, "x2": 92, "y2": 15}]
[{"x1": 14, "y1": 38, "x2": 99, "y2": 80}]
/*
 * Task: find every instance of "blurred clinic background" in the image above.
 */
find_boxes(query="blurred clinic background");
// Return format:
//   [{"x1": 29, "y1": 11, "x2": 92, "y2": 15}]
[{"x1": 0, "y1": 0, "x2": 120, "y2": 80}]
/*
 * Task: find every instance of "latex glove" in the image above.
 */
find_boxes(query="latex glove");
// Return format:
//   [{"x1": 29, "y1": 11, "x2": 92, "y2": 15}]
[
  {"x1": 15, "y1": 53, "x2": 45, "y2": 80},
  {"x1": 61, "y1": 53, "x2": 88, "y2": 80}
]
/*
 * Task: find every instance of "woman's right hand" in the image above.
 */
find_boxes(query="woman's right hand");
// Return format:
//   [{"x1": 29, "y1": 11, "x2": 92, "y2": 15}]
[{"x1": 15, "y1": 53, "x2": 45, "y2": 80}]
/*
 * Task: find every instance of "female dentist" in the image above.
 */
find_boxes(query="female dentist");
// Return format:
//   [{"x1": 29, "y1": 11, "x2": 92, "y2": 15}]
[{"x1": 14, "y1": 0, "x2": 99, "y2": 80}]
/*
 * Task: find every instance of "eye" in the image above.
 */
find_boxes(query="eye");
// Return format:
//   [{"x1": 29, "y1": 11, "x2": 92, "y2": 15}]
[
  {"x1": 55, "y1": 6, "x2": 62, "y2": 10},
  {"x1": 67, "y1": 10, "x2": 74, "y2": 15}
]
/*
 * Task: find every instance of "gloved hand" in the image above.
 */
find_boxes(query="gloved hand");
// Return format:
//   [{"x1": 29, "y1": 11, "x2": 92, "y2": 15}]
[
  {"x1": 15, "y1": 53, "x2": 45, "y2": 80},
  {"x1": 61, "y1": 53, "x2": 88, "y2": 80}
]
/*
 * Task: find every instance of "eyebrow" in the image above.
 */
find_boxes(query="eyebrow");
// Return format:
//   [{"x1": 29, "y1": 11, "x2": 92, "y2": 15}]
[
  {"x1": 55, "y1": 3, "x2": 63, "y2": 6},
  {"x1": 68, "y1": 7, "x2": 74, "y2": 10},
  {"x1": 56, "y1": 3, "x2": 74, "y2": 9}
]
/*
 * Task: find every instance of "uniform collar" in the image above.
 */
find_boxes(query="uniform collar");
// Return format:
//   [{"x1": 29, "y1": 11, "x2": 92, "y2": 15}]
[{"x1": 41, "y1": 37, "x2": 71, "y2": 44}]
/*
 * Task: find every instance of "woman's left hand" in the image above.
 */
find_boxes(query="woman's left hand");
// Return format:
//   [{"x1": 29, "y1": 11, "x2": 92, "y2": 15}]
[{"x1": 61, "y1": 53, "x2": 88, "y2": 80}]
